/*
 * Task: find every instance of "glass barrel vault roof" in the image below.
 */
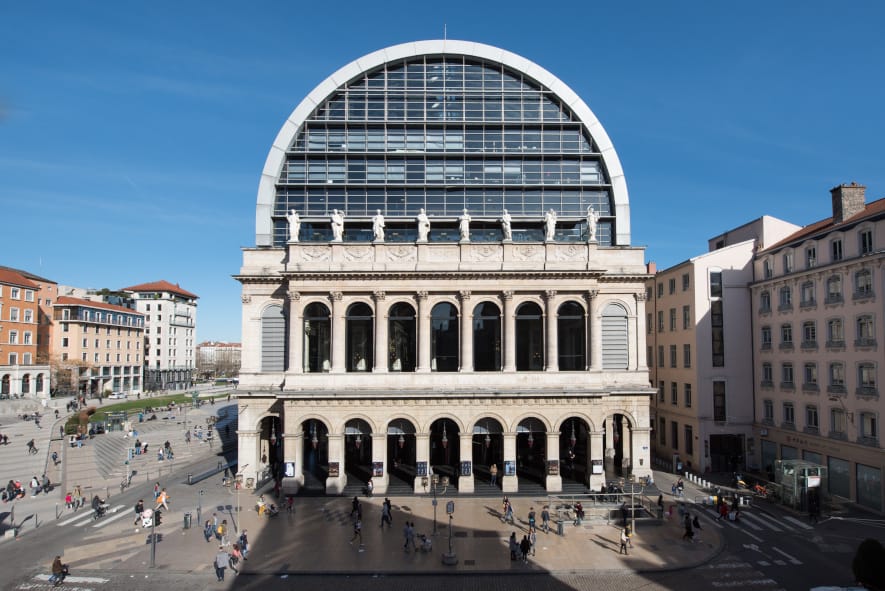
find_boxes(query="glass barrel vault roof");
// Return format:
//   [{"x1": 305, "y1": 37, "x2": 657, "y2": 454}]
[{"x1": 256, "y1": 40, "x2": 631, "y2": 247}]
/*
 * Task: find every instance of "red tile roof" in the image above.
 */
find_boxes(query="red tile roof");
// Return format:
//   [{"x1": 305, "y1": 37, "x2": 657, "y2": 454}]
[
  {"x1": 0, "y1": 268, "x2": 39, "y2": 289},
  {"x1": 121, "y1": 280, "x2": 198, "y2": 299},
  {"x1": 762, "y1": 196, "x2": 885, "y2": 253},
  {"x1": 56, "y1": 296, "x2": 144, "y2": 315}
]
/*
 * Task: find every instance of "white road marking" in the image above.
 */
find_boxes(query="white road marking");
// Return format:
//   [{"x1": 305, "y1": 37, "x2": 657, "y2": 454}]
[
  {"x1": 92, "y1": 508, "x2": 131, "y2": 528},
  {"x1": 740, "y1": 527, "x2": 764, "y2": 543},
  {"x1": 712, "y1": 579, "x2": 779, "y2": 587},
  {"x1": 783, "y1": 516, "x2": 814, "y2": 530},
  {"x1": 758, "y1": 560, "x2": 770, "y2": 566},
  {"x1": 773, "y1": 559, "x2": 786, "y2": 565},
  {"x1": 35, "y1": 573, "x2": 109, "y2": 582},
  {"x1": 772, "y1": 546, "x2": 802, "y2": 565},
  {"x1": 700, "y1": 562, "x2": 753, "y2": 569},
  {"x1": 739, "y1": 512, "x2": 773, "y2": 531}
]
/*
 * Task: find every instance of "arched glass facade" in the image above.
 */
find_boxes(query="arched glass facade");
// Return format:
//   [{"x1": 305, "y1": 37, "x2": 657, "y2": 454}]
[{"x1": 269, "y1": 54, "x2": 618, "y2": 247}]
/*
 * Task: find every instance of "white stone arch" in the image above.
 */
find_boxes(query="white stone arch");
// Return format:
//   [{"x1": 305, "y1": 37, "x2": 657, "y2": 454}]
[
  {"x1": 301, "y1": 297, "x2": 332, "y2": 314},
  {"x1": 600, "y1": 409, "x2": 639, "y2": 428},
  {"x1": 510, "y1": 412, "x2": 553, "y2": 433},
  {"x1": 429, "y1": 295, "x2": 460, "y2": 312},
  {"x1": 420, "y1": 413, "x2": 466, "y2": 434},
  {"x1": 557, "y1": 298, "x2": 588, "y2": 316},
  {"x1": 251, "y1": 410, "x2": 281, "y2": 432},
  {"x1": 292, "y1": 414, "x2": 333, "y2": 434},
  {"x1": 345, "y1": 297, "x2": 376, "y2": 315},
  {"x1": 384, "y1": 413, "x2": 422, "y2": 432},
  {"x1": 467, "y1": 411, "x2": 509, "y2": 433},
  {"x1": 255, "y1": 39, "x2": 631, "y2": 246},
  {"x1": 513, "y1": 295, "x2": 545, "y2": 314},
  {"x1": 553, "y1": 412, "x2": 597, "y2": 434},
  {"x1": 336, "y1": 413, "x2": 380, "y2": 435}
]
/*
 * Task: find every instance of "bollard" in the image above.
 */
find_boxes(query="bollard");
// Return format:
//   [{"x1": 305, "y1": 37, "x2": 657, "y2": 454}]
[{"x1": 187, "y1": 473, "x2": 193, "y2": 485}]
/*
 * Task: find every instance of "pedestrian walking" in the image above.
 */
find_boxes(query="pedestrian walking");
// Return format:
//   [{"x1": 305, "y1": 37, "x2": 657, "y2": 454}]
[
  {"x1": 229, "y1": 543, "x2": 242, "y2": 574},
  {"x1": 214, "y1": 546, "x2": 229, "y2": 582},
  {"x1": 203, "y1": 520, "x2": 214, "y2": 543},
  {"x1": 350, "y1": 518, "x2": 363, "y2": 546},
  {"x1": 381, "y1": 499, "x2": 392, "y2": 528},
  {"x1": 489, "y1": 463, "x2": 498, "y2": 486},
  {"x1": 528, "y1": 506, "x2": 536, "y2": 530},
  {"x1": 350, "y1": 496, "x2": 360, "y2": 519},
  {"x1": 619, "y1": 529, "x2": 629, "y2": 554},
  {"x1": 155, "y1": 488, "x2": 170, "y2": 511},
  {"x1": 520, "y1": 534, "x2": 530, "y2": 563},
  {"x1": 238, "y1": 530, "x2": 249, "y2": 559},
  {"x1": 620, "y1": 501, "x2": 629, "y2": 527},
  {"x1": 657, "y1": 494, "x2": 664, "y2": 518},
  {"x1": 509, "y1": 532, "x2": 518, "y2": 561},
  {"x1": 133, "y1": 499, "x2": 144, "y2": 525},
  {"x1": 541, "y1": 505, "x2": 550, "y2": 533},
  {"x1": 27, "y1": 439, "x2": 37, "y2": 455},
  {"x1": 529, "y1": 527, "x2": 537, "y2": 556},
  {"x1": 504, "y1": 499, "x2": 514, "y2": 524},
  {"x1": 573, "y1": 501, "x2": 584, "y2": 526}
]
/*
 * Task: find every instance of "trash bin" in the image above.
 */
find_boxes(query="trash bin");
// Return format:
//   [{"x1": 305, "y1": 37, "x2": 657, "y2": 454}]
[
  {"x1": 183, "y1": 512, "x2": 192, "y2": 529},
  {"x1": 187, "y1": 473, "x2": 193, "y2": 485},
  {"x1": 557, "y1": 520, "x2": 564, "y2": 536}
]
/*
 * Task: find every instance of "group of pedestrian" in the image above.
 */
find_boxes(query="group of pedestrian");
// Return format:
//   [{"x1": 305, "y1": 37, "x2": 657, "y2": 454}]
[{"x1": 508, "y1": 531, "x2": 535, "y2": 562}]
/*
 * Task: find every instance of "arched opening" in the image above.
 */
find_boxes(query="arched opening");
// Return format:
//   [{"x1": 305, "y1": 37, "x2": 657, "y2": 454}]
[
  {"x1": 558, "y1": 301, "x2": 586, "y2": 370},
  {"x1": 303, "y1": 302, "x2": 331, "y2": 372},
  {"x1": 516, "y1": 417, "x2": 547, "y2": 486},
  {"x1": 516, "y1": 302, "x2": 544, "y2": 370},
  {"x1": 386, "y1": 419, "x2": 417, "y2": 493},
  {"x1": 258, "y1": 415, "x2": 282, "y2": 486},
  {"x1": 604, "y1": 414, "x2": 633, "y2": 478},
  {"x1": 260, "y1": 304, "x2": 286, "y2": 372},
  {"x1": 429, "y1": 418, "x2": 460, "y2": 486},
  {"x1": 431, "y1": 302, "x2": 459, "y2": 371},
  {"x1": 473, "y1": 302, "x2": 501, "y2": 371},
  {"x1": 21, "y1": 374, "x2": 30, "y2": 395},
  {"x1": 345, "y1": 302, "x2": 373, "y2": 372},
  {"x1": 344, "y1": 418, "x2": 373, "y2": 484},
  {"x1": 1, "y1": 374, "x2": 10, "y2": 396},
  {"x1": 35, "y1": 374, "x2": 44, "y2": 393},
  {"x1": 301, "y1": 419, "x2": 330, "y2": 493},
  {"x1": 560, "y1": 417, "x2": 591, "y2": 487},
  {"x1": 388, "y1": 302, "x2": 416, "y2": 372},
  {"x1": 601, "y1": 303, "x2": 628, "y2": 370},
  {"x1": 471, "y1": 418, "x2": 504, "y2": 491}
]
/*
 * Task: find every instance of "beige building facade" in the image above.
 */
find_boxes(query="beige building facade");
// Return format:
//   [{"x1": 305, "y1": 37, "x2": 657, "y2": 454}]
[
  {"x1": 752, "y1": 183, "x2": 884, "y2": 512},
  {"x1": 236, "y1": 40, "x2": 654, "y2": 496}
]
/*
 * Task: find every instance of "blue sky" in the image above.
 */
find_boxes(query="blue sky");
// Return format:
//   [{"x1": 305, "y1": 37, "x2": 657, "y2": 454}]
[{"x1": 2, "y1": 1, "x2": 883, "y2": 342}]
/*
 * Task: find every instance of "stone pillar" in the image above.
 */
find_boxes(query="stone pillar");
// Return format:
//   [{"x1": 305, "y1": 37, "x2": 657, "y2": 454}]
[
  {"x1": 502, "y1": 291, "x2": 516, "y2": 372},
  {"x1": 501, "y1": 432, "x2": 518, "y2": 493},
  {"x1": 330, "y1": 291, "x2": 345, "y2": 373},
  {"x1": 237, "y1": 430, "x2": 260, "y2": 487},
  {"x1": 588, "y1": 290, "x2": 601, "y2": 369},
  {"x1": 373, "y1": 291, "x2": 388, "y2": 373},
  {"x1": 545, "y1": 431, "x2": 562, "y2": 492},
  {"x1": 631, "y1": 427, "x2": 652, "y2": 480},
  {"x1": 459, "y1": 291, "x2": 473, "y2": 372},
  {"x1": 416, "y1": 291, "x2": 431, "y2": 373},
  {"x1": 282, "y1": 430, "x2": 303, "y2": 494},
  {"x1": 544, "y1": 290, "x2": 558, "y2": 371},
  {"x1": 604, "y1": 417, "x2": 615, "y2": 474},
  {"x1": 458, "y1": 432, "x2": 475, "y2": 493},
  {"x1": 371, "y1": 432, "x2": 389, "y2": 494},
  {"x1": 634, "y1": 292, "x2": 648, "y2": 371},
  {"x1": 413, "y1": 433, "x2": 431, "y2": 493},
  {"x1": 589, "y1": 432, "x2": 605, "y2": 490},
  {"x1": 326, "y1": 433, "x2": 345, "y2": 495},
  {"x1": 627, "y1": 295, "x2": 638, "y2": 370},
  {"x1": 287, "y1": 291, "x2": 303, "y2": 374},
  {"x1": 622, "y1": 419, "x2": 632, "y2": 474}
]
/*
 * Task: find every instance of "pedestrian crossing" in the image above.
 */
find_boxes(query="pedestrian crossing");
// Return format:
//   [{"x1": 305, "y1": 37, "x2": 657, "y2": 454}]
[
  {"x1": 55, "y1": 504, "x2": 131, "y2": 529},
  {"x1": 697, "y1": 559, "x2": 787, "y2": 589},
  {"x1": 13, "y1": 573, "x2": 110, "y2": 591},
  {"x1": 692, "y1": 505, "x2": 815, "y2": 535}
]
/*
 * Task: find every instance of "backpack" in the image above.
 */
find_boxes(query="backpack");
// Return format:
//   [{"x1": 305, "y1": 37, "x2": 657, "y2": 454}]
[{"x1": 217, "y1": 524, "x2": 225, "y2": 535}]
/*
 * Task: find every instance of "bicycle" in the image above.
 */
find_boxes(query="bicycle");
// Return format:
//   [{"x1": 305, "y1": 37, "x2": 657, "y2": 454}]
[{"x1": 120, "y1": 473, "x2": 133, "y2": 493}]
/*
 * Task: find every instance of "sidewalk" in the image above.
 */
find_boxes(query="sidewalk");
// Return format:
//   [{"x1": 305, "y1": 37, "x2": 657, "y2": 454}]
[{"x1": 61, "y1": 479, "x2": 723, "y2": 576}]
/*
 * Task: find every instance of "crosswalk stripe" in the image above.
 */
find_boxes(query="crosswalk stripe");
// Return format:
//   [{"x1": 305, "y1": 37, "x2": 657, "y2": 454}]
[
  {"x1": 772, "y1": 546, "x2": 802, "y2": 565},
  {"x1": 740, "y1": 512, "x2": 781, "y2": 531},
  {"x1": 35, "y1": 574, "x2": 109, "y2": 583},
  {"x1": 783, "y1": 516, "x2": 814, "y2": 530},
  {"x1": 712, "y1": 579, "x2": 779, "y2": 587},
  {"x1": 92, "y1": 508, "x2": 131, "y2": 528},
  {"x1": 736, "y1": 514, "x2": 763, "y2": 531},
  {"x1": 758, "y1": 560, "x2": 770, "y2": 566}
]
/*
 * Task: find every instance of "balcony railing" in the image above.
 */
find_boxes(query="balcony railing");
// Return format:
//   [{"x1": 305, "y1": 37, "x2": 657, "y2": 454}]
[
  {"x1": 825, "y1": 340, "x2": 845, "y2": 349},
  {"x1": 803, "y1": 426, "x2": 820, "y2": 435},
  {"x1": 761, "y1": 379, "x2": 774, "y2": 388},
  {"x1": 781, "y1": 421, "x2": 796, "y2": 430},
  {"x1": 802, "y1": 383, "x2": 820, "y2": 393},
  {"x1": 828, "y1": 431, "x2": 848, "y2": 441},
  {"x1": 854, "y1": 338, "x2": 877, "y2": 348},
  {"x1": 856, "y1": 386, "x2": 879, "y2": 399},
  {"x1": 825, "y1": 293, "x2": 843, "y2": 305},
  {"x1": 779, "y1": 342, "x2": 794, "y2": 351},
  {"x1": 759, "y1": 304, "x2": 772, "y2": 314},
  {"x1": 801, "y1": 340, "x2": 818, "y2": 350},
  {"x1": 853, "y1": 289, "x2": 874, "y2": 301},
  {"x1": 761, "y1": 342, "x2": 772, "y2": 351},
  {"x1": 857, "y1": 435, "x2": 880, "y2": 448},
  {"x1": 761, "y1": 417, "x2": 774, "y2": 426},
  {"x1": 799, "y1": 298, "x2": 817, "y2": 309},
  {"x1": 827, "y1": 384, "x2": 847, "y2": 395},
  {"x1": 780, "y1": 381, "x2": 796, "y2": 390},
  {"x1": 778, "y1": 302, "x2": 794, "y2": 312}
]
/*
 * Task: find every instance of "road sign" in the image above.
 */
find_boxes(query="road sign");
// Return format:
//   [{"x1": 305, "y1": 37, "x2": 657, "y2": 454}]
[{"x1": 446, "y1": 501, "x2": 454, "y2": 515}]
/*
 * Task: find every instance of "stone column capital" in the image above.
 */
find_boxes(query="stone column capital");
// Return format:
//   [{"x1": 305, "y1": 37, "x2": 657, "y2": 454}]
[
  {"x1": 329, "y1": 291, "x2": 343, "y2": 302},
  {"x1": 587, "y1": 289, "x2": 599, "y2": 300},
  {"x1": 634, "y1": 292, "x2": 647, "y2": 303},
  {"x1": 416, "y1": 291, "x2": 429, "y2": 300},
  {"x1": 288, "y1": 291, "x2": 301, "y2": 302},
  {"x1": 544, "y1": 289, "x2": 557, "y2": 300},
  {"x1": 502, "y1": 290, "x2": 514, "y2": 301},
  {"x1": 241, "y1": 294, "x2": 252, "y2": 304},
  {"x1": 372, "y1": 290, "x2": 386, "y2": 301},
  {"x1": 459, "y1": 290, "x2": 471, "y2": 301}
]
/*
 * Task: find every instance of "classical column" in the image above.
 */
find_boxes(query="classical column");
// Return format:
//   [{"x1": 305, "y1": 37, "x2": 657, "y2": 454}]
[
  {"x1": 630, "y1": 427, "x2": 652, "y2": 480},
  {"x1": 416, "y1": 291, "x2": 431, "y2": 373},
  {"x1": 604, "y1": 417, "x2": 615, "y2": 473},
  {"x1": 501, "y1": 432, "x2": 518, "y2": 493},
  {"x1": 281, "y1": 430, "x2": 303, "y2": 494},
  {"x1": 634, "y1": 292, "x2": 648, "y2": 371},
  {"x1": 330, "y1": 291, "x2": 345, "y2": 373},
  {"x1": 373, "y1": 291, "x2": 388, "y2": 373},
  {"x1": 413, "y1": 432, "x2": 431, "y2": 493},
  {"x1": 371, "y1": 432, "x2": 389, "y2": 494},
  {"x1": 326, "y1": 433, "x2": 345, "y2": 495},
  {"x1": 459, "y1": 291, "x2": 473, "y2": 372},
  {"x1": 502, "y1": 291, "x2": 516, "y2": 372},
  {"x1": 589, "y1": 431, "x2": 605, "y2": 490},
  {"x1": 287, "y1": 291, "x2": 303, "y2": 374},
  {"x1": 545, "y1": 430, "x2": 562, "y2": 492},
  {"x1": 237, "y1": 430, "x2": 260, "y2": 487},
  {"x1": 458, "y1": 432, "x2": 475, "y2": 493},
  {"x1": 627, "y1": 294, "x2": 638, "y2": 370},
  {"x1": 544, "y1": 290, "x2": 558, "y2": 371},
  {"x1": 588, "y1": 289, "x2": 601, "y2": 369}
]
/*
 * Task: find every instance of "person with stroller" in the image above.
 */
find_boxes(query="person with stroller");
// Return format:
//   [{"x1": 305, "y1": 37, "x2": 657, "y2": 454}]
[
  {"x1": 49, "y1": 556, "x2": 68, "y2": 586},
  {"x1": 91, "y1": 494, "x2": 108, "y2": 519}
]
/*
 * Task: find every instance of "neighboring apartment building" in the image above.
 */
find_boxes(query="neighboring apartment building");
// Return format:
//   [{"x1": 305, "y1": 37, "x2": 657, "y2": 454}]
[
  {"x1": 236, "y1": 40, "x2": 654, "y2": 495},
  {"x1": 647, "y1": 217, "x2": 800, "y2": 473},
  {"x1": 121, "y1": 281, "x2": 198, "y2": 392},
  {"x1": 752, "y1": 183, "x2": 884, "y2": 513},
  {"x1": 196, "y1": 341, "x2": 242, "y2": 379},
  {"x1": 0, "y1": 266, "x2": 58, "y2": 368},
  {"x1": 53, "y1": 296, "x2": 145, "y2": 396},
  {"x1": 0, "y1": 268, "x2": 51, "y2": 398}
]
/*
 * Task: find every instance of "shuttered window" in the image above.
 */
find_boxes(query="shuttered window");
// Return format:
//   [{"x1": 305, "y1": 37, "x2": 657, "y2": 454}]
[
  {"x1": 601, "y1": 303, "x2": 628, "y2": 369},
  {"x1": 261, "y1": 304, "x2": 286, "y2": 372}
]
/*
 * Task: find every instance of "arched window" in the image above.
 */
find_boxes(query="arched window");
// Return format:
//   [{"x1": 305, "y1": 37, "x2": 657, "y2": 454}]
[
  {"x1": 35, "y1": 374, "x2": 44, "y2": 393},
  {"x1": 515, "y1": 302, "x2": 544, "y2": 370},
  {"x1": 1, "y1": 375, "x2": 8, "y2": 395},
  {"x1": 261, "y1": 304, "x2": 286, "y2": 372},
  {"x1": 431, "y1": 302, "x2": 459, "y2": 372},
  {"x1": 601, "y1": 303, "x2": 628, "y2": 369},
  {"x1": 346, "y1": 302, "x2": 373, "y2": 372},
  {"x1": 388, "y1": 302, "x2": 416, "y2": 372},
  {"x1": 22, "y1": 374, "x2": 30, "y2": 394},
  {"x1": 473, "y1": 302, "x2": 501, "y2": 371},
  {"x1": 303, "y1": 302, "x2": 331, "y2": 372},
  {"x1": 558, "y1": 301, "x2": 586, "y2": 370}
]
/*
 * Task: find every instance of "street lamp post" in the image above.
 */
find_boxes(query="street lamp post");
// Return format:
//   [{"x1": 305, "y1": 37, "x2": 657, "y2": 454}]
[{"x1": 235, "y1": 463, "x2": 249, "y2": 533}]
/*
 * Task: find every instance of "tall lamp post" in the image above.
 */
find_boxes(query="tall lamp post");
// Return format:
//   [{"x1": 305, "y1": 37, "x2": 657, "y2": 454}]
[{"x1": 235, "y1": 463, "x2": 249, "y2": 533}]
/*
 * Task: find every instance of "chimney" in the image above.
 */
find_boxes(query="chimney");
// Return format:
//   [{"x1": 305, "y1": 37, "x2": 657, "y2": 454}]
[
  {"x1": 646, "y1": 261, "x2": 657, "y2": 275},
  {"x1": 831, "y1": 182, "x2": 866, "y2": 224}
]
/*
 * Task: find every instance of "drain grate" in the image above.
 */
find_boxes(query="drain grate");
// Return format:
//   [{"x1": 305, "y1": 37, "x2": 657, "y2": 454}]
[{"x1": 464, "y1": 559, "x2": 476, "y2": 566}]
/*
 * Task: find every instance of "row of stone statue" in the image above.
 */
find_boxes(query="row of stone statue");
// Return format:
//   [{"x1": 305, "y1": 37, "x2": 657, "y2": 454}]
[{"x1": 287, "y1": 206, "x2": 600, "y2": 243}]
